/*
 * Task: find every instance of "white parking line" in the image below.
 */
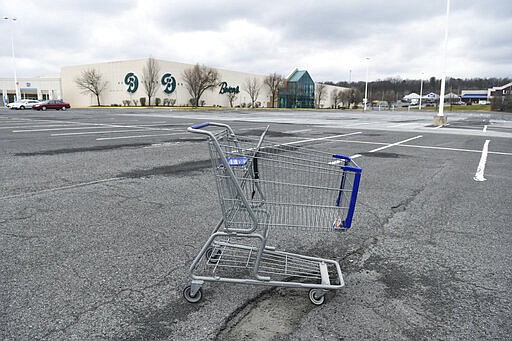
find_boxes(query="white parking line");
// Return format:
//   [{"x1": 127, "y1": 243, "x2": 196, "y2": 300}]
[
  {"x1": 334, "y1": 138, "x2": 512, "y2": 156},
  {"x1": 13, "y1": 123, "x2": 176, "y2": 133},
  {"x1": 388, "y1": 122, "x2": 417, "y2": 128},
  {"x1": 96, "y1": 132, "x2": 187, "y2": 140},
  {"x1": 280, "y1": 131, "x2": 362, "y2": 146},
  {"x1": 367, "y1": 135, "x2": 423, "y2": 153},
  {"x1": 473, "y1": 140, "x2": 490, "y2": 181},
  {"x1": 51, "y1": 129, "x2": 152, "y2": 136},
  {"x1": 13, "y1": 126, "x2": 128, "y2": 132},
  {"x1": 345, "y1": 121, "x2": 381, "y2": 127},
  {"x1": 1, "y1": 124, "x2": 79, "y2": 129}
]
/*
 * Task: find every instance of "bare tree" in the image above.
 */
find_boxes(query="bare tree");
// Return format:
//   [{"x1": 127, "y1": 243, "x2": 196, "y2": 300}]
[
  {"x1": 331, "y1": 89, "x2": 344, "y2": 108},
  {"x1": 243, "y1": 77, "x2": 261, "y2": 108},
  {"x1": 226, "y1": 92, "x2": 237, "y2": 108},
  {"x1": 315, "y1": 83, "x2": 327, "y2": 108},
  {"x1": 264, "y1": 73, "x2": 283, "y2": 108},
  {"x1": 182, "y1": 64, "x2": 220, "y2": 107},
  {"x1": 142, "y1": 58, "x2": 160, "y2": 106},
  {"x1": 74, "y1": 68, "x2": 108, "y2": 106}
]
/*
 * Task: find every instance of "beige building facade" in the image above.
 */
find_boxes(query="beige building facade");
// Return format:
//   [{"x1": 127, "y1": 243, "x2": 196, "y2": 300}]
[
  {"x1": 1, "y1": 75, "x2": 61, "y2": 106},
  {"x1": 61, "y1": 58, "x2": 273, "y2": 108},
  {"x1": 61, "y1": 58, "x2": 348, "y2": 108},
  {"x1": 3, "y1": 58, "x2": 347, "y2": 108}
]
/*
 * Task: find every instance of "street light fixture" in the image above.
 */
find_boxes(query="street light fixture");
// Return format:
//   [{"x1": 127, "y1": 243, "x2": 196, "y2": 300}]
[
  {"x1": 363, "y1": 57, "x2": 370, "y2": 111},
  {"x1": 3, "y1": 16, "x2": 19, "y2": 102},
  {"x1": 435, "y1": 0, "x2": 450, "y2": 125},
  {"x1": 419, "y1": 73, "x2": 424, "y2": 110}
]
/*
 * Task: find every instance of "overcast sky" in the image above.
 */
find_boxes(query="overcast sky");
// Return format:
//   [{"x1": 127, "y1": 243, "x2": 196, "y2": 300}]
[{"x1": 1, "y1": 0, "x2": 511, "y2": 82}]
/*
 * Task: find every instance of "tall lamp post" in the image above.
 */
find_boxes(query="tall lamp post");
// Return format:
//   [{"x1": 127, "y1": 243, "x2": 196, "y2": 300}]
[
  {"x1": 435, "y1": 0, "x2": 450, "y2": 125},
  {"x1": 419, "y1": 73, "x2": 424, "y2": 110},
  {"x1": 3, "y1": 16, "x2": 19, "y2": 102},
  {"x1": 363, "y1": 57, "x2": 370, "y2": 111}
]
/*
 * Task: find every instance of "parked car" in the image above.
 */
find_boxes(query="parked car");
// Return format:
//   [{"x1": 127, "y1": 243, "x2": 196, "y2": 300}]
[
  {"x1": 7, "y1": 99, "x2": 41, "y2": 110},
  {"x1": 32, "y1": 99, "x2": 71, "y2": 111},
  {"x1": 451, "y1": 101, "x2": 466, "y2": 106}
]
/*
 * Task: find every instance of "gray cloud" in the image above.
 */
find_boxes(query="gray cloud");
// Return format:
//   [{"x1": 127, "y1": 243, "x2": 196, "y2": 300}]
[{"x1": 0, "y1": 0, "x2": 511, "y2": 81}]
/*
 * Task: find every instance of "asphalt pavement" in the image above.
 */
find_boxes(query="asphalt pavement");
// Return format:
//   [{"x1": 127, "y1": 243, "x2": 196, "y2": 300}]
[{"x1": 1, "y1": 107, "x2": 511, "y2": 340}]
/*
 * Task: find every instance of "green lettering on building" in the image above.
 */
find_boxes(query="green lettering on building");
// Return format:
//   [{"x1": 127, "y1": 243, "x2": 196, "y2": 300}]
[
  {"x1": 219, "y1": 81, "x2": 240, "y2": 94},
  {"x1": 161, "y1": 73, "x2": 177, "y2": 94},
  {"x1": 124, "y1": 72, "x2": 139, "y2": 93}
]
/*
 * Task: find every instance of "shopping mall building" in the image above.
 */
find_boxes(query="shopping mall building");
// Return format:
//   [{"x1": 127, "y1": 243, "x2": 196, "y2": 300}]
[
  {"x1": 1, "y1": 75, "x2": 61, "y2": 104},
  {"x1": 2, "y1": 58, "x2": 347, "y2": 109}
]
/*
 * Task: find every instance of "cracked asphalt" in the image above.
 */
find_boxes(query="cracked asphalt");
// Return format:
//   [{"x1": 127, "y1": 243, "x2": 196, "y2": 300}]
[{"x1": 1, "y1": 108, "x2": 511, "y2": 340}]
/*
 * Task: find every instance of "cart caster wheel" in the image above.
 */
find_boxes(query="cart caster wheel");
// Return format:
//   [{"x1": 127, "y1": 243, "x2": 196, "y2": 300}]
[
  {"x1": 183, "y1": 285, "x2": 203, "y2": 303},
  {"x1": 205, "y1": 247, "x2": 222, "y2": 264},
  {"x1": 309, "y1": 289, "x2": 326, "y2": 305}
]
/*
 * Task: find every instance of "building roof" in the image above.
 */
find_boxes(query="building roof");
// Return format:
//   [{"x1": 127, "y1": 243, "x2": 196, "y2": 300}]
[
  {"x1": 461, "y1": 94, "x2": 488, "y2": 99},
  {"x1": 288, "y1": 70, "x2": 309, "y2": 82},
  {"x1": 403, "y1": 92, "x2": 420, "y2": 99},
  {"x1": 445, "y1": 92, "x2": 460, "y2": 99}
]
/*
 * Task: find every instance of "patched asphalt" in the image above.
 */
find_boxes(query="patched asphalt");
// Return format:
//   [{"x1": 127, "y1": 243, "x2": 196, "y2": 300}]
[{"x1": 1, "y1": 108, "x2": 511, "y2": 340}]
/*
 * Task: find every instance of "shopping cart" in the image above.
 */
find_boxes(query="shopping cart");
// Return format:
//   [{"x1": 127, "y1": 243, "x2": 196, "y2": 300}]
[{"x1": 183, "y1": 122, "x2": 362, "y2": 305}]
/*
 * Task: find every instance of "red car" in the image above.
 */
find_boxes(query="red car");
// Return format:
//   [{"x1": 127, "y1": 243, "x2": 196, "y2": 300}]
[{"x1": 32, "y1": 99, "x2": 71, "y2": 111}]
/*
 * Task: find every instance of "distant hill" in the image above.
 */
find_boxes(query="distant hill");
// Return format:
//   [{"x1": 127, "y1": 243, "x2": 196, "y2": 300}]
[{"x1": 324, "y1": 77, "x2": 512, "y2": 102}]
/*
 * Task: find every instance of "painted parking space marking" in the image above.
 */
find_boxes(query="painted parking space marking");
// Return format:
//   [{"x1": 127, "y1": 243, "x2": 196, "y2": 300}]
[
  {"x1": 96, "y1": 132, "x2": 187, "y2": 140},
  {"x1": 1, "y1": 124, "x2": 81, "y2": 129},
  {"x1": 280, "y1": 131, "x2": 362, "y2": 146},
  {"x1": 347, "y1": 135, "x2": 422, "y2": 159},
  {"x1": 13, "y1": 126, "x2": 133, "y2": 132},
  {"x1": 388, "y1": 122, "x2": 417, "y2": 128},
  {"x1": 332, "y1": 138, "x2": 511, "y2": 157},
  {"x1": 367, "y1": 135, "x2": 423, "y2": 153},
  {"x1": 51, "y1": 129, "x2": 154, "y2": 136},
  {"x1": 473, "y1": 140, "x2": 491, "y2": 181}
]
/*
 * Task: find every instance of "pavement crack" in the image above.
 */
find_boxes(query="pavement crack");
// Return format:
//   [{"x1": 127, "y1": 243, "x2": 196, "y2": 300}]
[
  {"x1": 1, "y1": 232, "x2": 40, "y2": 240},
  {"x1": 214, "y1": 287, "x2": 313, "y2": 341}
]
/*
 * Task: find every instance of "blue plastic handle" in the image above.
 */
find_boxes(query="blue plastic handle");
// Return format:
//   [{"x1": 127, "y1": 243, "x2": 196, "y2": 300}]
[
  {"x1": 190, "y1": 122, "x2": 210, "y2": 129},
  {"x1": 333, "y1": 154, "x2": 351, "y2": 162}
]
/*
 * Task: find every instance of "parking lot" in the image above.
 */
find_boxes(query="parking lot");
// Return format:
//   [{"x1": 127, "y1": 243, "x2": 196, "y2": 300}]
[{"x1": 1, "y1": 107, "x2": 511, "y2": 340}]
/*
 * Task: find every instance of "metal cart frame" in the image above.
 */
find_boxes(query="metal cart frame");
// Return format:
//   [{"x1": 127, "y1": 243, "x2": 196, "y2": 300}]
[{"x1": 183, "y1": 122, "x2": 361, "y2": 305}]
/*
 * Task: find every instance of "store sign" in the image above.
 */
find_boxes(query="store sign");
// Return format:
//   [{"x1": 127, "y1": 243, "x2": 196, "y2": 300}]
[
  {"x1": 161, "y1": 73, "x2": 177, "y2": 94},
  {"x1": 124, "y1": 72, "x2": 139, "y2": 93},
  {"x1": 219, "y1": 81, "x2": 240, "y2": 94}
]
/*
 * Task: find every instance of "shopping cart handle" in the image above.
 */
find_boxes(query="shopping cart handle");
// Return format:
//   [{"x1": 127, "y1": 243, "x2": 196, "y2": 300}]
[
  {"x1": 188, "y1": 122, "x2": 236, "y2": 136},
  {"x1": 333, "y1": 154, "x2": 351, "y2": 162},
  {"x1": 190, "y1": 122, "x2": 210, "y2": 129}
]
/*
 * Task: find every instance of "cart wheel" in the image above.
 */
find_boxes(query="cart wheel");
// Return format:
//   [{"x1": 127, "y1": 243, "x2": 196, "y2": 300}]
[
  {"x1": 205, "y1": 247, "x2": 222, "y2": 264},
  {"x1": 308, "y1": 289, "x2": 326, "y2": 305},
  {"x1": 183, "y1": 285, "x2": 203, "y2": 303}
]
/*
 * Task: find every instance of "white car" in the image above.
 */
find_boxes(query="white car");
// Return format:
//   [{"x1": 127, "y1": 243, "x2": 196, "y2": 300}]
[{"x1": 7, "y1": 99, "x2": 41, "y2": 110}]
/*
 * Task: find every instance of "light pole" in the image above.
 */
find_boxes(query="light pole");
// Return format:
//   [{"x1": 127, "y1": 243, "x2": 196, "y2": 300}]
[
  {"x1": 435, "y1": 0, "x2": 450, "y2": 125},
  {"x1": 419, "y1": 73, "x2": 424, "y2": 110},
  {"x1": 363, "y1": 57, "x2": 370, "y2": 111},
  {"x1": 3, "y1": 16, "x2": 19, "y2": 102}
]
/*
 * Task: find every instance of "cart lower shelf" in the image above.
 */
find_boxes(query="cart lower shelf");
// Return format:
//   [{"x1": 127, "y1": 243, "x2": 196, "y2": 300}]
[{"x1": 185, "y1": 239, "x2": 345, "y2": 305}]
